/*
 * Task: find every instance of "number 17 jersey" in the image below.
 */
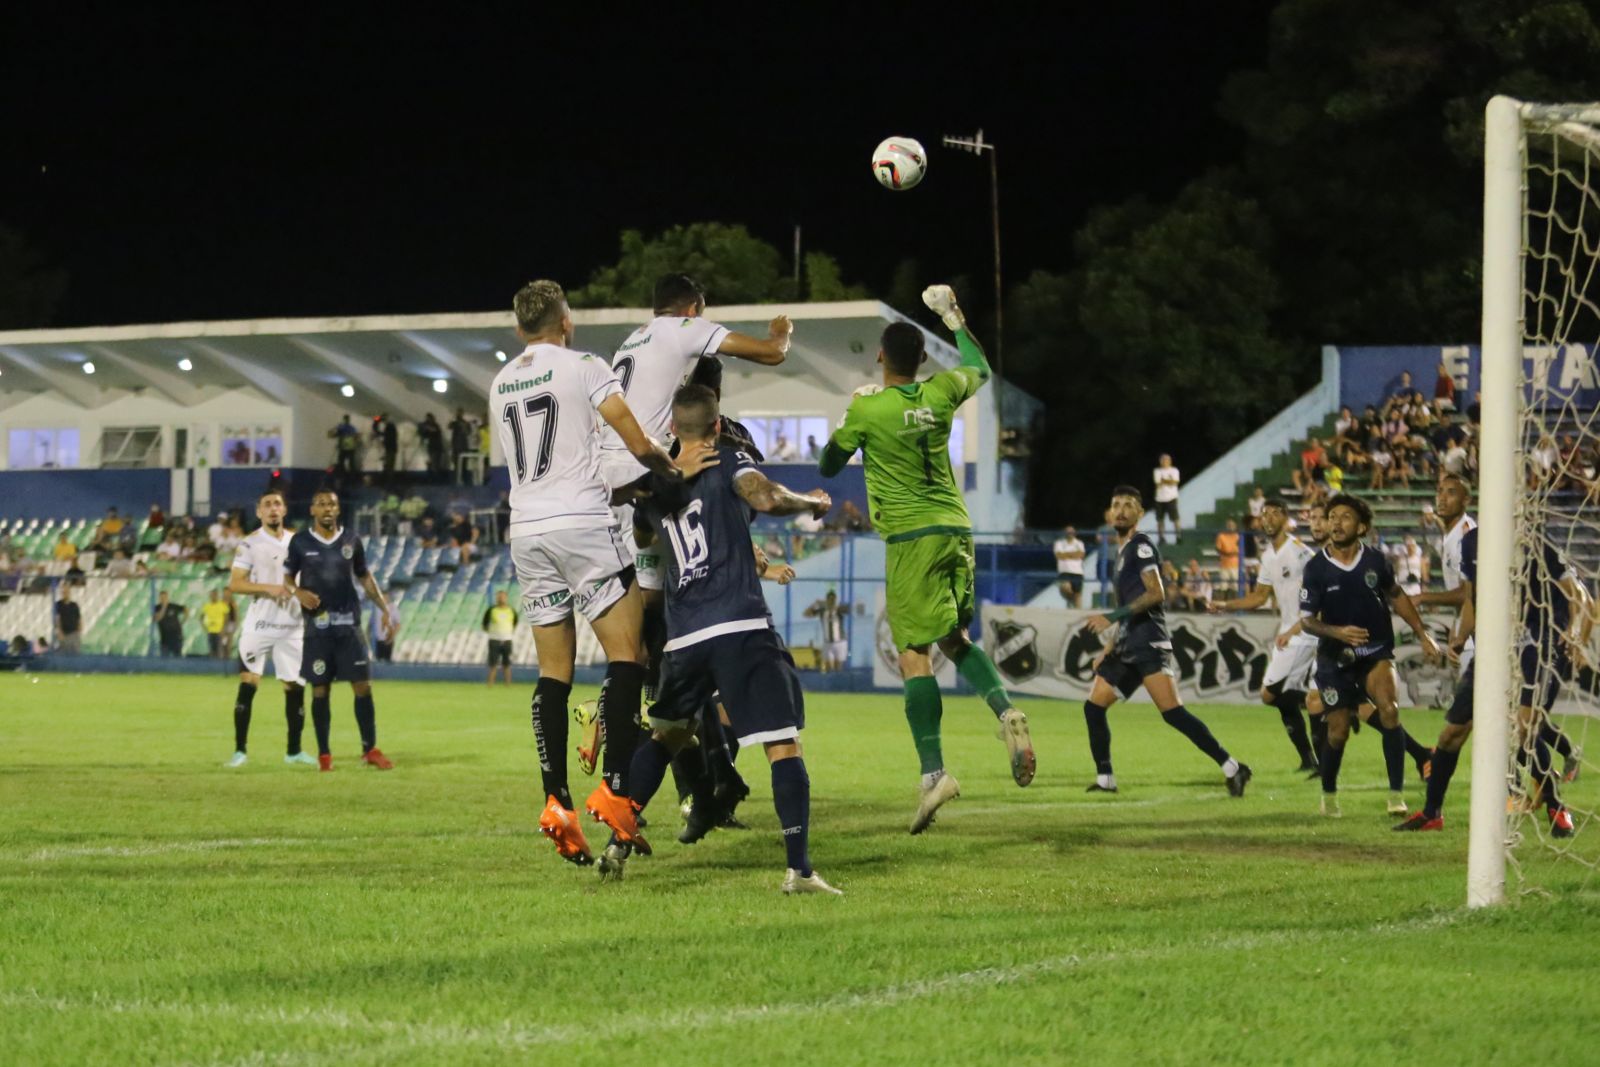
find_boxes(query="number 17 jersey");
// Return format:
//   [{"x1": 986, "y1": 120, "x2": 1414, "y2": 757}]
[
  {"x1": 491, "y1": 342, "x2": 623, "y2": 537},
  {"x1": 827, "y1": 366, "x2": 983, "y2": 540}
]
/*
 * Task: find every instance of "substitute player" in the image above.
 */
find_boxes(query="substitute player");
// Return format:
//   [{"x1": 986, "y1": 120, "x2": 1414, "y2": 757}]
[
  {"x1": 482, "y1": 589, "x2": 517, "y2": 686},
  {"x1": 1082, "y1": 486, "x2": 1252, "y2": 796},
  {"x1": 625, "y1": 384, "x2": 841, "y2": 893},
  {"x1": 1299, "y1": 493, "x2": 1439, "y2": 817},
  {"x1": 282, "y1": 489, "x2": 395, "y2": 772},
  {"x1": 820, "y1": 285, "x2": 1034, "y2": 835},
  {"x1": 495, "y1": 279, "x2": 681, "y2": 867},
  {"x1": 1209, "y1": 497, "x2": 1318, "y2": 771},
  {"x1": 223, "y1": 488, "x2": 313, "y2": 768}
]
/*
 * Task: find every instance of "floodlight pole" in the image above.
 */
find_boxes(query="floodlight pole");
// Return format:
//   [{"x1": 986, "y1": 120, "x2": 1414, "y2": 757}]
[{"x1": 941, "y1": 130, "x2": 1002, "y2": 380}]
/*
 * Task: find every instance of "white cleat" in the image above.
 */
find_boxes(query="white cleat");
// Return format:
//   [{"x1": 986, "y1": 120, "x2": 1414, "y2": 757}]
[
  {"x1": 782, "y1": 869, "x2": 843, "y2": 896},
  {"x1": 909, "y1": 771, "x2": 961, "y2": 835},
  {"x1": 597, "y1": 842, "x2": 628, "y2": 883},
  {"x1": 1320, "y1": 794, "x2": 1342, "y2": 818},
  {"x1": 225, "y1": 751, "x2": 248, "y2": 768},
  {"x1": 1387, "y1": 793, "x2": 1409, "y2": 816},
  {"x1": 284, "y1": 752, "x2": 318, "y2": 766},
  {"x1": 997, "y1": 709, "x2": 1036, "y2": 787},
  {"x1": 921, "y1": 284, "x2": 967, "y2": 332}
]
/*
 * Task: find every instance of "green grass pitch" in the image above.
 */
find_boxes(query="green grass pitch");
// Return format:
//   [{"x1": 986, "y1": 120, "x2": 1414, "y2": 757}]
[{"x1": 3, "y1": 672, "x2": 1599, "y2": 1066}]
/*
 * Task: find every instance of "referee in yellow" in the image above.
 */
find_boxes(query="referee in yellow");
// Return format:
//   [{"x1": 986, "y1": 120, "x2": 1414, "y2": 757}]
[{"x1": 482, "y1": 589, "x2": 518, "y2": 686}]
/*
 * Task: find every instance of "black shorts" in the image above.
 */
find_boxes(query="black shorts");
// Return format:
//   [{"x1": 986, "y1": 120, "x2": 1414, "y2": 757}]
[
  {"x1": 1096, "y1": 641, "x2": 1175, "y2": 699},
  {"x1": 1445, "y1": 662, "x2": 1475, "y2": 726},
  {"x1": 1059, "y1": 574, "x2": 1084, "y2": 594},
  {"x1": 303, "y1": 626, "x2": 371, "y2": 685},
  {"x1": 1314, "y1": 651, "x2": 1389, "y2": 711},
  {"x1": 1519, "y1": 644, "x2": 1571, "y2": 711},
  {"x1": 650, "y1": 627, "x2": 804, "y2": 745},
  {"x1": 487, "y1": 639, "x2": 513, "y2": 668},
  {"x1": 1153, "y1": 499, "x2": 1179, "y2": 522}
]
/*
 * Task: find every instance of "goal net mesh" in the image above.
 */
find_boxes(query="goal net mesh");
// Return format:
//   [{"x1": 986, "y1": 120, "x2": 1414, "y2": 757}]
[{"x1": 1507, "y1": 110, "x2": 1600, "y2": 892}]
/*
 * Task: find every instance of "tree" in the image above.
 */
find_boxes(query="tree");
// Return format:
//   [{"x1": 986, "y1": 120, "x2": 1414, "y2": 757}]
[
  {"x1": 0, "y1": 224, "x2": 66, "y2": 329},
  {"x1": 569, "y1": 222, "x2": 865, "y2": 307}
]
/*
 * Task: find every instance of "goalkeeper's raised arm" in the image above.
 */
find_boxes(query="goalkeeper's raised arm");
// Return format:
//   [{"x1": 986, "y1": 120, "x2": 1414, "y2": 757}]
[{"x1": 921, "y1": 284, "x2": 992, "y2": 385}]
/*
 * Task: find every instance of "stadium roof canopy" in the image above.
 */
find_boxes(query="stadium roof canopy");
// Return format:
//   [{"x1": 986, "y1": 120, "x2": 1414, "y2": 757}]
[{"x1": 0, "y1": 301, "x2": 958, "y2": 418}]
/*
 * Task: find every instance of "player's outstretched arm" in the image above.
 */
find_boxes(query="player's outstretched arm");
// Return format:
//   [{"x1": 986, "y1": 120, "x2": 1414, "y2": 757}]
[
  {"x1": 922, "y1": 285, "x2": 992, "y2": 384},
  {"x1": 717, "y1": 316, "x2": 792, "y2": 366},
  {"x1": 1388, "y1": 587, "x2": 1440, "y2": 660},
  {"x1": 735, "y1": 470, "x2": 830, "y2": 518},
  {"x1": 1416, "y1": 586, "x2": 1468, "y2": 609},
  {"x1": 1209, "y1": 584, "x2": 1272, "y2": 614}
]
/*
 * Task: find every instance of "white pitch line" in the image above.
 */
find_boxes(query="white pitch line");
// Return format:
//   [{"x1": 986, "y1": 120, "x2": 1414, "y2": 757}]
[
  {"x1": 20, "y1": 826, "x2": 527, "y2": 862},
  {"x1": 1, "y1": 910, "x2": 1465, "y2": 1060}
]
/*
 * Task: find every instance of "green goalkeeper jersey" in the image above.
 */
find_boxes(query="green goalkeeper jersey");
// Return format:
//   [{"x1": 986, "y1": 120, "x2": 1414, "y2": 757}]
[{"x1": 828, "y1": 365, "x2": 984, "y2": 541}]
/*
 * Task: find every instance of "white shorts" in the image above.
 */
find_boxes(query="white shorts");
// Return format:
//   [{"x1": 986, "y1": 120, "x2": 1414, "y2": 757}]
[
  {"x1": 1263, "y1": 638, "x2": 1317, "y2": 693},
  {"x1": 609, "y1": 500, "x2": 664, "y2": 592},
  {"x1": 826, "y1": 639, "x2": 848, "y2": 664},
  {"x1": 238, "y1": 621, "x2": 305, "y2": 684},
  {"x1": 511, "y1": 525, "x2": 632, "y2": 626}
]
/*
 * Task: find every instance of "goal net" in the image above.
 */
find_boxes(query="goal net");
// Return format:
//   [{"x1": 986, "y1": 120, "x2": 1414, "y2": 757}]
[{"x1": 1473, "y1": 97, "x2": 1600, "y2": 905}]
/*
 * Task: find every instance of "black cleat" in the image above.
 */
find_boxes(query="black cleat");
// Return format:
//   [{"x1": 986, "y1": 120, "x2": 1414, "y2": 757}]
[
  {"x1": 1296, "y1": 756, "x2": 1319, "y2": 774},
  {"x1": 1304, "y1": 766, "x2": 1324, "y2": 781},
  {"x1": 1085, "y1": 782, "x2": 1119, "y2": 794},
  {"x1": 678, "y1": 794, "x2": 725, "y2": 845},
  {"x1": 1226, "y1": 763, "x2": 1253, "y2": 798}
]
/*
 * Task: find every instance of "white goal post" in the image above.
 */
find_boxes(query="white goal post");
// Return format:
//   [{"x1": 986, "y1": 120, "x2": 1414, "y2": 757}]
[{"x1": 1471, "y1": 95, "x2": 1600, "y2": 907}]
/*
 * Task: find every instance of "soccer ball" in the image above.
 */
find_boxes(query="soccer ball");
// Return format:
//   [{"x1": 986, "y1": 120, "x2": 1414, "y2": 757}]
[{"x1": 872, "y1": 137, "x2": 926, "y2": 190}]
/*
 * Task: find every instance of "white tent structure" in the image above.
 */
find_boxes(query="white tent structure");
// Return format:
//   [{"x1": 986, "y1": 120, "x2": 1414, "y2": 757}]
[{"x1": 0, "y1": 301, "x2": 1026, "y2": 530}]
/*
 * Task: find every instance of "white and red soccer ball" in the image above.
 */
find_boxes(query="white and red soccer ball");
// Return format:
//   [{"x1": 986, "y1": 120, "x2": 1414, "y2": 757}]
[{"x1": 872, "y1": 137, "x2": 926, "y2": 191}]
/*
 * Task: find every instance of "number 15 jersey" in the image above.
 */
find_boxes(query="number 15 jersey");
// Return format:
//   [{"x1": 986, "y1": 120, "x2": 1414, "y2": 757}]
[
  {"x1": 827, "y1": 366, "x2": 982, "y2": 540},
  {"x1": 491, "y1": 342, "x2": 623, "y2": 537}
]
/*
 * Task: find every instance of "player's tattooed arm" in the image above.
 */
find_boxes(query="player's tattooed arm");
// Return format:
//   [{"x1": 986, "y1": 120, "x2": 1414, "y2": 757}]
[
  {"x1": 718, "y1": 316, "x2": 792, "y2": 365},
  {"x1": 1300, "y1": 614, "x2": 1369, "y2": 647},
  {"x1": 734, "y1": 470, "x2": 831, "y2": 518},
  {"x1": 1415, "y1": 585, "x2": 1468, "y2": 609},
  {"x1": 1084, "y1": 568, "x2": 1164, "y2": 634},
  {"x1": 753, "y1": 544, "x2": 795, "y2": 585}
]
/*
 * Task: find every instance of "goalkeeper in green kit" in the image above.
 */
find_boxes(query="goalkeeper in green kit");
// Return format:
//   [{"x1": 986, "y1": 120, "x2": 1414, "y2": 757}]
[{"x1": 819, "y1": 284, "x2": 1036, "y2": 834}]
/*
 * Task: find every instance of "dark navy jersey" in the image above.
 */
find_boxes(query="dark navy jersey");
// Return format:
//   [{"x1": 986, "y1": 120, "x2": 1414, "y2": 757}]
[
  {"x1": 1300, "y1": 544, "x2": 1397, "y2": 659},
  {"x1": 1461, "y1": 526, "x2": 1478, "y2": 586},
  {"x1": 285, "y1": 526, "x2": 369, "y2": 630},
  {"x1": 636, "y1": 444, "x2": 770, "y2": 649},
  {"x1": 1523, "y1": 532, "x2": 1576, "y2": 651},
  {"x1": 1111, "y1": 532, "x2": 1169, "y2": 649}
]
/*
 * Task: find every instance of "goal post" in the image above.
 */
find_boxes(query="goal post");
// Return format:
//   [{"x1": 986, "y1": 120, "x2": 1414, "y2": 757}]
[
  {"x1": 1468, "y1": 94, "x2": 1523, "y2": 909},
  {"x1": 1471, "y1": 96, "x2": 1600, "y2": 908}
]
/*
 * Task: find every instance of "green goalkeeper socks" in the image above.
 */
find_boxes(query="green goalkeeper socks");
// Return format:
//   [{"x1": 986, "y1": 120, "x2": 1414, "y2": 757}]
[
  {"x1": 903, "y1": 676, "x2": 945, "y2": 774},
  {"x1": 951, "y1": 645, "x2": 1013, "y2": 719}
]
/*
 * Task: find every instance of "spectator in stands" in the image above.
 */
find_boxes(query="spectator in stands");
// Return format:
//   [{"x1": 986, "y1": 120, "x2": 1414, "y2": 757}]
[
  {"x1": 1178, "y1": 559, "x2": 1212, "y2": 612},
  {"x1": 449, "y1": 407, "x2": 473, "y2": 480},
  {"x1": 419, "y1": 413, "x2": 446, "y2": 475},
  {"x1": 202, "y1": 589, "x2": 230, "y2": 658},
  {"x1": 449, "y1": 511, "x2": 479, "y2": 563},
  {"x1": 1368, "y1": 435, "x2": 1394, "y2": 490},
  {"x1": 1053, "y1": 525, "x2": 1086, "y2": 607},
  {"x1": 482, "y1": 590, "x2": 518, "y2": 685},
  {"x1": 147, "y1": 503, "x2": 166, "y2": 531},
  {"x1": 65, "y1": 555, "x2": 86, "y2": 586},
  {"x1": 1467, "y1": 391, "x2": 1482, "y2": 426},
  {"x1": 92, "y1": 508, "x2": 125, "y2": 553},
  {"x1": 330, "y1": 414, "x2": 361, "y2": 475},
  {"x1": 1434, "y1": 361, "x2": 1457, "y2": 413},
  {"x1": 156, "y1": 529, "x2": 185, "y2": 562},
  {"x1": 1152, "y1": 454, "x2": 1181, "y2": 543},
  {"x1": 53, "y1": 586, "x2": 83, "y2": 654},
  {"x1": 772, "y1": 434, "x2": 800, "y2": 461},
  {"x1": 1214, "y1": 518, "x2": 1241, "y2": 586},
  {"x1": 1438, "y1": 436, "x2": 1469, "y2": 478},
  {"x1": 1161, "y1": 560, "x2": 1185, "y2": 611},
  {"x1": 790, "y1": 507, "x2": 825, "y2": 559},
  {"x1": 1293, "y1": 438, "x2": 1329, "y2": 499},
  {"x1": 806, "y1": 434, "x2": 821, "y2": 461},
  {"x1": 827, "y1": 499, "x2": 871, "y2": 533},
  {"x1": 494, "y1": 490, "x2": 511, "y2": 543},
  {"x1": 1531, "y1": 433, "x2": 1559, "y2": 488},
  {"x1": 417, "y1": 516, "x2": 440, "y2": 549},
  {"x1": 1404, "y1": 534, "x2": 1428, "y2": 586},
  {"x1": 104, "y1": 549, "x2": 144, "y2": 578},
  {"x1": 153, "y1": 591, "x2": 187, "y2": 657},
  {"x1": 207, "y1": 513, "x2": 228, "y2": 547},
  {"x1": 1387, "y1": 370, "x2": 1414, "y2": 402},
  {"x1": 1247, "y1": 486, "x2": 1267, "y2": 523},
  {"x1": 1331, "y1": 407, "x2": 1360, "y2": 461},
  {"x1": 0, "y1": 547, "x2": 16, "y2": 594},
  {"x1": 52, "y1": 531, "x2": 77, "y2": 562},
  {"x1": 8, "y1": 634, "x2": 29, "y2": 657}
]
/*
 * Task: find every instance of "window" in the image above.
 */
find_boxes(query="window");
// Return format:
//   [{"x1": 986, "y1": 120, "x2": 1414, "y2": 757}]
[
  {"x1": 735, "y1": 414, "x2": 831, "y2": 462},
  {"x1": 7, "y1": 428, "x2": 80, "y2": 469},
  {"x1": 220, "y1": 424, "x2": 284, "y2": 467},
  {"x1": 99, "y1": 427, "x2": 163, "y2": 469}
]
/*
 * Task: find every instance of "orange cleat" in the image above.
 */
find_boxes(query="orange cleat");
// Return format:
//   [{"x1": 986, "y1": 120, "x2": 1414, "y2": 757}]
[
  {"x1": 585, "y1": 781, "x2": 652, "y2": 855},
  {"x1": 538, "y1": 796, "x2": 594, "y2": 865},
  {"x1": 1551, "y1": 807, "x2": 1576, "y2": 839},
  {"x1": 318, "y1": 753, "x2": 334, "y2": 772},
  {"x1": 362, "y1": 748, "x2": 394, "y2": 770}
]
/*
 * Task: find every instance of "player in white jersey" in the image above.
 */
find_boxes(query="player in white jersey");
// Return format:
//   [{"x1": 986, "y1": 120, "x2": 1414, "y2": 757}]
[
  {"x1": 222, "y1": 489, "x2": 315, "y2": 768},
  {"x1": 1416, "y1": 474, "x2": 1477, "y2": 671},
  {"x1": 494, "y1": 279, "x2": 697, "y2": 868},
  {"x1": 1209, "y1": 497, "x2": 1319, "y2": 770}
]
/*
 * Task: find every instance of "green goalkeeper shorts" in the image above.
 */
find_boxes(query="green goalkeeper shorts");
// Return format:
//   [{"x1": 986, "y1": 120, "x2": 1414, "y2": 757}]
[{"x1": 884, "y1": 531, "x2": 976, "y2": 650}]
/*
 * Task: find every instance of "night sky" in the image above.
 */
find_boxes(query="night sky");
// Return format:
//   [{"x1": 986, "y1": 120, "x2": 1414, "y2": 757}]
[{"x1": 4, "y1": 6, "x2": 1277, "y2": 329}]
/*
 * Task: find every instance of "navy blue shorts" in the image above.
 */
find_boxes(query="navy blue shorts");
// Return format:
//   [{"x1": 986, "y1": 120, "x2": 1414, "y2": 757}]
[
  {"x1": 1445, "y1": 662, "x2": 1474, "y2": 726},
  {"x1": 1096, "y1": 641, "x2": 1175, "y2": 700},
  {"x1": 303, "y1": 626, "x2": 371, "y2": 685},
  {"x1": 1519, "y1": 644, "x2": 1571, "y2": 711},
  {"x1": 651, "y1": 627, "x2": 804, "y2": 746},
  {"x1": 1314, "y1": 651, "x2": 1390, "y2": 711}
]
